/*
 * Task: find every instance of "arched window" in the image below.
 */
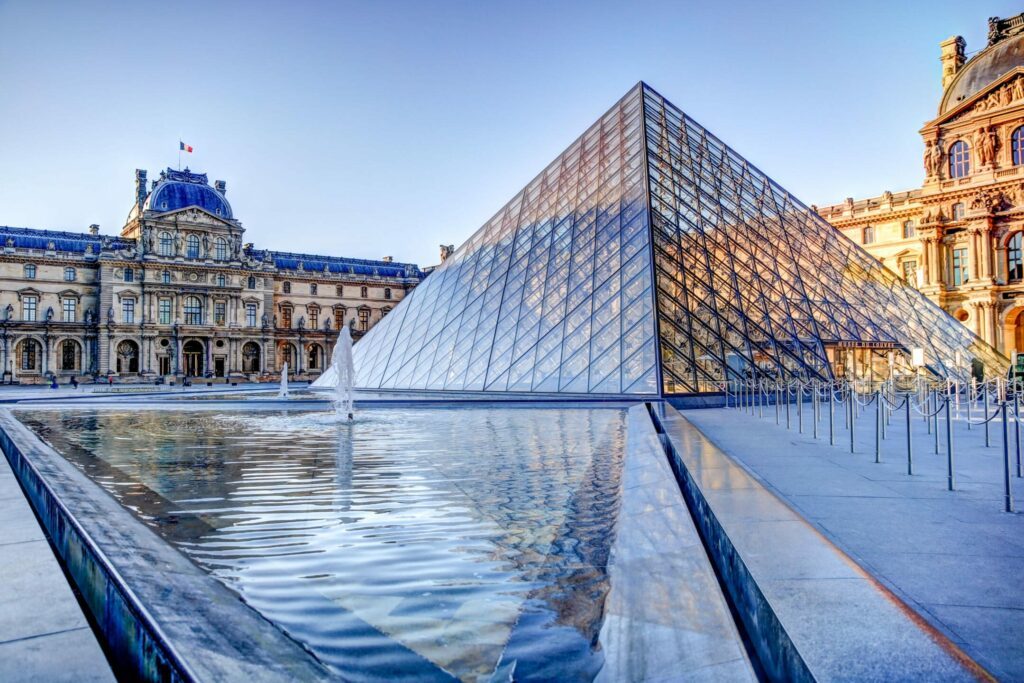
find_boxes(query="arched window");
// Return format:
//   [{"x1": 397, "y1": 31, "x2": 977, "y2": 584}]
[
  {"x1": 248, "y1": 276, "x2": 256, "y2": 289},
  {"x1": 283, "y1": 281, "x2": 291, "y2": 294},
  {"x1": 1013, "y1": 126, "x2": 1024, "y2": 166},
  {"x1": 64, "y1": 267, "x2": 76, "y2": 282},
  {"x1": 24, "y1": 264, "x2": 36, "y2": 279},
  {"x1": 159, "y1": 232, "x2": 173, "y2": 256},
  {"x1": 1009, "y1": 233, "x2": 1023, "y2": 282},
  {"x1": 282, "y1": 343, "x2": 295, "y2": 369},
  {"x1": 116, "y1": 340, "x2": 139, "y2": 374},
  {"x1": 18, "y1": 339, "x2": 40, "y2": 371},
  {"x1": 214, "y1": 237, "x2": 227, "y2": 261},
  {"x1": 162, "y1": 270, "x2": 171, "y2": 284},
  {"x1": 183, "y1": 296, "x2": 202, "y2": 325},
  {"x1": 242, "y1": 342, "x2": 261, "y2": 372},
  {"x1": 186, "y1": 234, "x2": 200, "y2": 259},
  {"x1": 384, "y1": 287, "x2": 392, "y2": 300},
  {"x1": 60, "y1": 340, "x2": 80, "y2": 371},
  {"x1": 310, "y1": 283, "x2": 318, "y2": 295},
  {"x1": 948, "y1": 140, "x2": 970, "y2": 178},
  {"x1": 307, "y1": 344, "x2": 321, "y2": 370}
]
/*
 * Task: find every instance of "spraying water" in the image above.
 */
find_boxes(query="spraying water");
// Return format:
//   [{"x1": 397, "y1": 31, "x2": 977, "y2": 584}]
[
  {"x1": 278, "y1": 362, "x2": 289, "y2": 398},
  {"x1": 332, "y1": 326, "x2": 356, "y2": 420}
]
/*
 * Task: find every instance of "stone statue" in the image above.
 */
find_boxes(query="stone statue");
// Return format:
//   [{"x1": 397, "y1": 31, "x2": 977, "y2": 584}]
[
  {"x1": 107, "y1": 306, "x2": 114, "y2": 323},
  {"x1": 4, "y1": 304, "x2": 13, "y2": 321},
  {"x1": 202, "y1": 234, "x2": 210, "y2": 256},
  {"x1": 439, "y1": 244, "x2": 455, "y2": 262},
  {"x1": 1002, "y1": 84, "x2": 1013, "y2": 106},
  {"x1": 84, "y1": 308, "x2": 92, "y2": 324},
  {"x1": 297, "y1": 316, "x2": 305, "y2": 329},
  {"x1": 1013, "y1": 77, "x2": 1024, "y2": 101},
  {"x1": 975, "y1": 126, "x2": 997, "y2": 168},
  {"x1": 261, "y1": 313, "x2": 269, "y2": 328},
  {"x1": 45, "y1": 307, "x2": 53, "y2": 322},
  {"x1": 924, "y1": 140, "x2": 941, "y2": 178},
  {"x1": 174, "y1": 232, "x2": 183, "y2": 254},
  {"x1": 146, "y1": 228, "x2": 155, "y2": 253},
  {"x1": 5, "y1": 237, "x2": 12, "y2": 247}
]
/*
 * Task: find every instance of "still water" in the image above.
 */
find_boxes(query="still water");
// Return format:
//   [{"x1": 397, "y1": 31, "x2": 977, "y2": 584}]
[{"x1": 23, "y1": 407, "x2": 627, "y2": 682}]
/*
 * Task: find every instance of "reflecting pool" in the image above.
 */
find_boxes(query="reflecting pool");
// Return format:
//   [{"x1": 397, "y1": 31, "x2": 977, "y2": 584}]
[{"x1": 22, "y1": 407, "x2": 627, "y2": 682}]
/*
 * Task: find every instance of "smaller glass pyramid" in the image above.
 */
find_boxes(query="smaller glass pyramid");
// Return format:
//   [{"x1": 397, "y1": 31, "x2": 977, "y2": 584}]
[{"x1": 320, "y1": 83, "x2": 1007, "y2": 397}]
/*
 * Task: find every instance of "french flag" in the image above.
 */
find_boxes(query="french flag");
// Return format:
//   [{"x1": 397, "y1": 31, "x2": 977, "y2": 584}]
[{"x1": 179, "y1": 141, "x2": 193, "y2": 153}]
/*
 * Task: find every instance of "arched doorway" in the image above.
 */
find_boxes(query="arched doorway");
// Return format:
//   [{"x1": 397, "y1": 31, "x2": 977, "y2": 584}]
[
  {"x1": 183, "y1": 340, "x2": 204, "y2": 377},
  {"x1": 307, "y1": 343, "x2": 322, "y2": 371},
  {"x1": 15, "y1": 339, "x2": 41, "y2": 373},
  {"x1": 59, "y1": 339, "x2": 81, "y2": 372},
  {"x1": 116, "y1": 340, "x2": 139, "y2": 374},
  {"x1": 280, "y1": 342, "x2": 296, "y2": 371},
  {"x1": 1014, "y1": 310, "x2": 1024, "y2": 358},
  {"x1": 242, "y1": 342, "x2": 261, "y2": 373}
]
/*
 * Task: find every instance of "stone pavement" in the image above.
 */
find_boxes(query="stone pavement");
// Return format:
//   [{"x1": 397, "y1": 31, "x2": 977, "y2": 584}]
[
  {"x1": 681, "y1": 403, "x2": 1024, "y2": 682},
  {"x1": 0, "y1": 453, "x2": 114, "y2": 682}
]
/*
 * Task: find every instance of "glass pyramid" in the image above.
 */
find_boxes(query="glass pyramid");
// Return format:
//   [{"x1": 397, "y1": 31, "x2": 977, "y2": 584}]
[{"x1": 345, "y1": 83, "x2": 1007, "y2": 396}]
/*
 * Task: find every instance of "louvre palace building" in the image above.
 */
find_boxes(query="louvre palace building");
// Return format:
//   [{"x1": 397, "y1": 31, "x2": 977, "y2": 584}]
[
  {"x1": 817, "y1": 13, "x2": 1024, "y2": 364},
  {"x1": 0, "y1": 167, "x2": 424, "y2": 383}
]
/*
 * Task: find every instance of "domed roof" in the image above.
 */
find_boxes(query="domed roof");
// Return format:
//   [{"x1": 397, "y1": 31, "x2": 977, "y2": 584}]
[
  {"x1": 940, "y1": 33, "x2": 1024, "y2": 115},
  {"x1": 142, "y1": 168, "x2": 233, "y2": 219}
]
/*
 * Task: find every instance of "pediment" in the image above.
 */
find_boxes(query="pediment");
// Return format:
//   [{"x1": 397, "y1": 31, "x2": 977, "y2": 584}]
[
  {"x1": 149, "y1": 206, "x2": 234, "y2": 228},
  {"x1": 931, "y1": 67, "x2": 1024, "y2": 128}
]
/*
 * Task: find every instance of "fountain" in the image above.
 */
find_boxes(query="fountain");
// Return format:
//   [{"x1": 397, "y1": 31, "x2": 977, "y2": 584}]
[
  {"x1": 331, "y1": 326, "x2": 356, "y2": 420},
  {"x1": 278, "y1": 362, "x2": 289, "y2": 398}
]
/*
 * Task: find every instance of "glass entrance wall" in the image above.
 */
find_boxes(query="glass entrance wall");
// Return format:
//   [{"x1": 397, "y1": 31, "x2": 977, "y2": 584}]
[
  {"x1": 641, "y1": 84, "x2": 1008, "y2": 392},
  {"x1": 354, "y1": 84, "x2": 659, "y2": 395}
]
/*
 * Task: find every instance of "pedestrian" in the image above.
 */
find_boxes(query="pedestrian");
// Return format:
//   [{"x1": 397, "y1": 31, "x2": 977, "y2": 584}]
[
  {"x1": 70, "y1": 375, "x2": 78, "y2": 389},
  {"x1": 50, "y1": 375, "x2": 58, "y2": 390}
]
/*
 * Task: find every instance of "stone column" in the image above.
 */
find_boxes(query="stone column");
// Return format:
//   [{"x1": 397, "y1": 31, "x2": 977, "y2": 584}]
[
  {"x1": 980, "y1": 225, "x2": 994, "y2": 280},
  {"x1": 920, "y1": 236, "x2": 932, "y2": 285}
]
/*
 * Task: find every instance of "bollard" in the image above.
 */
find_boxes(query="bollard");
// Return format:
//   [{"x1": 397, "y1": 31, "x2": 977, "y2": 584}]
[
  {"x1": 829, "y1": 386, "x2": 835, "y2": 446},
  {"x1": 875, "y1": 390, "x2": 881, "y2": 463},
  {"x1": 967, "y1": 379, "x2": 973, "y2": 431},
  {"x1": 906, "y1": 397, "x2": 913, "y2": 475},
  {"x1": 1003, "y1": 402, "x2": 1014, "y2": 513},
  {"x1": 850, "y1": 387, "x2": 856, "y2": 454},
  {"x1": 927, "y1": 390, "x2": 933, "y2": 434},
  {"x1": 798, "y1": 383, "x2": 804, "y2": 434},
  {"x1": 813, "y1": 383, "x2": 819, "y2": 439},
  {"x1": 1016, "y1": 391, "x2": 1021, "y2": 479},
  {"x1": 759, "y1": 384, "x2": 764, "y2": 419},
  {"x1": 775, "y1": 385, "x2": 780, "y2": 425},
  {"x1": 985, "y1": 389, "x2": 991, "y2": 447},
  {"x1": 945, "y1": 395, "x2": 954, "y2": 491},
  {"x1": 934, "y1": 392, "x2": 940, "y2": 456},
  {"x1": 786, "y1": 386, "x2": 791, "y2": 429}
]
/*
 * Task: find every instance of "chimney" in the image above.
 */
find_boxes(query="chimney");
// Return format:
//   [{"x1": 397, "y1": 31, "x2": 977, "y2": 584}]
[
  {"x1": 135, "y1": 169, "x2": 148, "y2": 208},
  {"x1": 214, "y1": 179, "x2": 226, "y2": 195},
  {"x1": 88, "y1": 224, "x2": 99, "y2": 235},
  {"x1": 381, "y1": 255, "x2": 393, "y2": 263},
  {"x1": 440, "y1": 244, "x2": 455, "y2": 262},
  {"x1": 940, "y1": 36, "x2": 966, "y2": 89}
]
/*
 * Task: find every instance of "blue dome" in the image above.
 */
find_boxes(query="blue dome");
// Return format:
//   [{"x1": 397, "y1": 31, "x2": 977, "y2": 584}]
[{"x1": 143, "y1": 168, "x2": 233, "y2": 219}]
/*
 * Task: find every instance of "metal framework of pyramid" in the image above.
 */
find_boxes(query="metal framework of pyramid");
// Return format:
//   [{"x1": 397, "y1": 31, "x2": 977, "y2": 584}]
[{"x1": 341, "y1": 82, "x2": 1008, "y2": 396}]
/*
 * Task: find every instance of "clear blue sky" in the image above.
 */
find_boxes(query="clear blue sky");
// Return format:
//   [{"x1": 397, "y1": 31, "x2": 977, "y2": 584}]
[{"x1": 0, "y1": 0, "x2": 1019, "y2": 267}]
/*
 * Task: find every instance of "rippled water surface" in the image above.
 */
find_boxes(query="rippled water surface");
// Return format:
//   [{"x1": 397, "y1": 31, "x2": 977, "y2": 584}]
[{"x1": 23, "y1": 407, "x2": 627, "y2": 681}]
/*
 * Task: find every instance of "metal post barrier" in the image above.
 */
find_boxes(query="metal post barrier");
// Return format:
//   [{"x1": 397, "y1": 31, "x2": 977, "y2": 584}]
[
  {"x1": 829, "y1": 386, "x2": 835, "y2": 446},
  {"x1": 906, "y1": 397, "x2": 913, "y2": 475},
  {"x1": 775, "y1": 385, "x2": 780, "y2": 425},
  {"x1": 875, "y1": 389, "x2": 881, "y2": 463},
  {"x1": 985, "y1": 389, "x2": 991, "y2": 447},
  {"x1": 927, "y1": 390, "x2": 933, "y2": 434},
  {"x1": 1016, "y1": 391, "x2": 1021, "y2": 479},
  {"x1": 786, "y1": 386, "x2": 791, "y2": 430},
  {"x1": 798, "y1": 383, "x2": 804, "y2": 434},
  {"x1": 850, "y1": 386, "x2": 856, "y2": 454},
  {"x1": 813, "y1": 383, "x2": 819, "y2": 440},
  {"x1": 1003, "y1": 402, "x2": 1014, "y2": 513},
  {"x1": 934, "y1": 391, "x2": 940, "y2": 456},
  {"x1": 945, "y1": 396, "x2": 954, "y2": 491},
  {"x1": 967, "y1": 378, "x2": 973, "y2": 431},
  {"x1": 759, "y1": 384, "x2": 764, "y2": 419},
  {"x1": 844, "y1": 386, "x2": 850, "y2": 430}
]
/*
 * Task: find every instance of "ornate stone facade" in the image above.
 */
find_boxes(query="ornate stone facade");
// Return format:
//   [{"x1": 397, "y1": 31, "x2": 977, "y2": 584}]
[
  {"x1": 0, "y1": 167, "x2": 423, "y2": 383},
  {"x1": 816, "y1": 13, "x2": 1024, "y2": 361}
]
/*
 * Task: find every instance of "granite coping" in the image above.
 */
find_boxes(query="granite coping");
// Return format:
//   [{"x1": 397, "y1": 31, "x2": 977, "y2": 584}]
[
  {"x1": 596, "y1": 405, "x2": 755, "y2": 681},
  {"x1": 0, "y1": 409, "x2": 332, "y2": 682},
  {"x1": 656, "y1": 404, "x2": 991, "y2": 683}
]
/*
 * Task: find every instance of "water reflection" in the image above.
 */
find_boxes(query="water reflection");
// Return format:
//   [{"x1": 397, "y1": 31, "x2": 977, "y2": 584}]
[{"x1": 23, "y1": 407, "x2": 626, "y2": 682}]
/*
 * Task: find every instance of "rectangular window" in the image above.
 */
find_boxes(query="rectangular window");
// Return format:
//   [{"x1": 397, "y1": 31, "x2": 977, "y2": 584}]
[
  {"x1": 214, "y1": 302, "x2": 226, "y2": 326},
  {"x1": 902, "y1": 221, "x2": 916, "y2": 239},
  {"x1": 159, "y1": 299, "x2": 171, "y2": 325},
  {"x1": 952, "y1": 248, "x2": 969, "y2": 286},
  {"x1": 358, "y1": 309, "x2": 369, "y2": 331},
  {"x1": 62, "y1": 298, "x2": 77, "y2": 322},
  {"x1": 863, "y1": 226, "x2": 875, "y2": 244},
  {"x1": 901, "y1": 260, "x2": 917, "y2": 285},
  {"x1": 246, "y1": 303, "x2": 257, "y2": 327},
  {"x1": 282, "y1": 308, "x2": 292, "y2": 328},
  {"x1": 23, "y1": 296, "x2": 37, "y2": 322},
  {"x1": 310, "y1": 310, "x2": 319, "y2": 329},
  {"x1": 124, "y1": 268, "x2": 133, "y2": 282},
  {"x1": 122, "y1": 299, "x2": 135, "y2": 324}
]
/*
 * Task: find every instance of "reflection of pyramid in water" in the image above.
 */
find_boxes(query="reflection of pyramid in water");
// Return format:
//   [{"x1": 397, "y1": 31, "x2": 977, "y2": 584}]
[{"x1": 341, "y1": 82, "x2": 1007, "y2": 396}]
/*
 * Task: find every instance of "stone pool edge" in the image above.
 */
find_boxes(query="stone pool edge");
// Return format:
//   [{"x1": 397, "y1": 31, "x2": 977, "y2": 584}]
[{"x1": 0, "y1": 409, "x2": 332, "y2": 683}]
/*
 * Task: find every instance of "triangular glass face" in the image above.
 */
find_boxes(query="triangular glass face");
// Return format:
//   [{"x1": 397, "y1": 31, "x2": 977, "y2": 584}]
[
  {"x1": 352, "y1": 84, "x2": 660, "y2": 395},
  {"x1": 337, "y1": 82, "x2": 1007, "y2": 397},
  {"x1": 641, "y1": 83, "x2": 1006, "y2": 393}
]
